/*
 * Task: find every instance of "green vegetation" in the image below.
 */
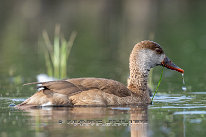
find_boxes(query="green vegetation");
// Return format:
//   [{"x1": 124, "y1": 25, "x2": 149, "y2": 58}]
[
  {"x1": 42, "y1": 25, "x2": 77, "y2": 79},
  {"x1": 152, "y1": 67, "x2": 164, "y2": 102}
]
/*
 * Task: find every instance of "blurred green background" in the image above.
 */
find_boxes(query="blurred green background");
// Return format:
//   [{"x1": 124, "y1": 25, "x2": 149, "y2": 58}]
[
  {"x1": 1, "y1": 1, "x2": 206, "y2": 137},
  {"x1": 0, "y1": 0, "x2": 205, "y2": 96}
]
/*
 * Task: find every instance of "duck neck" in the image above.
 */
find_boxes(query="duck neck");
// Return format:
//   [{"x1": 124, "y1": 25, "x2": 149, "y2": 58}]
[
  {"x1": 128, "y1": 66, "x2": 149, "y2": 94},
  {"x1": 127, "y1": 49, "x2": 150, "y2": 95}
]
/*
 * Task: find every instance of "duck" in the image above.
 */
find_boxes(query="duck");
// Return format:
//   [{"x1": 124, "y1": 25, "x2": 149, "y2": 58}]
[{"x1": 16, "y1": 40, "x2": 184, "y2": 108}]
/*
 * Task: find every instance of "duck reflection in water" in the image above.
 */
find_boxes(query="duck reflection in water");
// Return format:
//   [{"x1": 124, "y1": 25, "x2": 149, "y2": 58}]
[{"x1": 23, "y1": 106, "x2": 149, "y2": 137}]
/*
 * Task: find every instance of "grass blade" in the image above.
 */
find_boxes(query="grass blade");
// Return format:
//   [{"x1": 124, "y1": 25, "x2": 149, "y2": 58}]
[
  {"x1": 53, "y1": 25, "x2": 60, "y2": 78},
  {"x1": 152, "y1": 67, "x2": 164, "y2": 102},
  {"x1": 41, "y1": 25, "x2": 77, "y2": 79}
]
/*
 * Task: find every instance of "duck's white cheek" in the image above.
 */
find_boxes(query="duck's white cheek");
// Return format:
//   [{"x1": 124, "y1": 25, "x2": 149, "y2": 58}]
[
  {"x1": 137, "y1": 49, "x2": 165, "y2": 70},
  {"x1": 151, "y1": 54, "x2": 165, "y2": 67},
  {"x1": 137, "y1": 49, "x2": 157, "y2": 71},
  {"x1": 159, "y1": 54, "x2": 166, "y2": 64}
]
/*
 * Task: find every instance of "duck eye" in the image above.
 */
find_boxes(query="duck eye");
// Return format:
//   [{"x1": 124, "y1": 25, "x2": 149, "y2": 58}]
[{"x1": 155, "y1": 48, "x2": 162, "y2": 54}]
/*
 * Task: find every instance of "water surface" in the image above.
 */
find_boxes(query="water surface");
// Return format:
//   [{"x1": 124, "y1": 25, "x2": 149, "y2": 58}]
[{"x1": 1, "y1": 92, "x2": 206, "y2": 137}]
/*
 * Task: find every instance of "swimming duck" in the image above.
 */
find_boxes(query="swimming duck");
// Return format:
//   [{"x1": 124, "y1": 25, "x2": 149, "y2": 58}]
[{"x1": 16, "y1": 40, "x2": 184, "y2": 108}]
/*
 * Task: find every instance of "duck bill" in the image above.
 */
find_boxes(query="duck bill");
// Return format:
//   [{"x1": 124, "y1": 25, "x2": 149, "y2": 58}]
[{"x1": 161, "y1": 57, "x2": 184, "y2": 73}]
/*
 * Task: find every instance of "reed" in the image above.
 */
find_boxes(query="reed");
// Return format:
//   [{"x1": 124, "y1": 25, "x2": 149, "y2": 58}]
[{"x1": 42, "y1": 25, "x2": 77, "y2": 79}]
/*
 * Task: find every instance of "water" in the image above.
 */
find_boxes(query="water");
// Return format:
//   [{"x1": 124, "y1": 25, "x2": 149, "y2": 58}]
[
  {"x1": 182, "y1": 73, "x2": 187, "y2": 91},
  {"x1": 1, "y1": 92, "x2": 206, "y2": 137}
]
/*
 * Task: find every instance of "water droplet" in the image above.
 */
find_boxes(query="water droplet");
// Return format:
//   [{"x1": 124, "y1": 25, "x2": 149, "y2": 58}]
[
  {"x1": 182, "y1": 86, "x2": 187, "y2": 91},
  {"x1": 182, "y1": 73, "x2": 187, "y2": 91}
]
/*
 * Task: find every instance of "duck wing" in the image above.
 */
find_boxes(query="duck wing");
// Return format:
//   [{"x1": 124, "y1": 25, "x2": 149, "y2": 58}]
[
  {"x1": 67, "y1": 78, "x2": 132, "y2": 97},
  {"x1": 24, "y1": 78, "x2": 131, "y2": 97},
  {"x1": 24, "y1": 80, "x2": 82, "y2": 96}
]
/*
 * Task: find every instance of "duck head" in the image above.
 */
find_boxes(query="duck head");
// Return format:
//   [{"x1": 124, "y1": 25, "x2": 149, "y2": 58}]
[{"x1": 130, "y1": 40, "x2": 184, "y2": 73}]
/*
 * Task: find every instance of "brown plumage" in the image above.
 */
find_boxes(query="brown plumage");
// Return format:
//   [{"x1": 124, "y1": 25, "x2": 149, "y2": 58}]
[{"x1": 16, "y1": 40, "x2": 184, "y2": 109}]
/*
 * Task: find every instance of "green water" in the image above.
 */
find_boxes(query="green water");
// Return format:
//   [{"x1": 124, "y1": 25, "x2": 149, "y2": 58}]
[
  {"x1": 1, "y1": 93, "x2": 206, "y2": 137},
  {"x1": 0, "y1": 1, "x2": 206, "y2": 137}
]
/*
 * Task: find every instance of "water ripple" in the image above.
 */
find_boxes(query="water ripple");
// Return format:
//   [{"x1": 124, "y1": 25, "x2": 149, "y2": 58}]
[{"x1": 174, "y1": 111, "x2": 206, "y2": 115}]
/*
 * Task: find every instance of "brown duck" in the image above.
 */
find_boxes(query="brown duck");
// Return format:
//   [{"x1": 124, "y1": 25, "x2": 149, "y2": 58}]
[{"x1": 16, "y1": 40, "x2": 184, "y2": 108}]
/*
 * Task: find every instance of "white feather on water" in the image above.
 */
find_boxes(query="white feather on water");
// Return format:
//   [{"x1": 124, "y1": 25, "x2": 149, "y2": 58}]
[{"x1": 37, "y1": 74, "x2": 57, "y2": 82}]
